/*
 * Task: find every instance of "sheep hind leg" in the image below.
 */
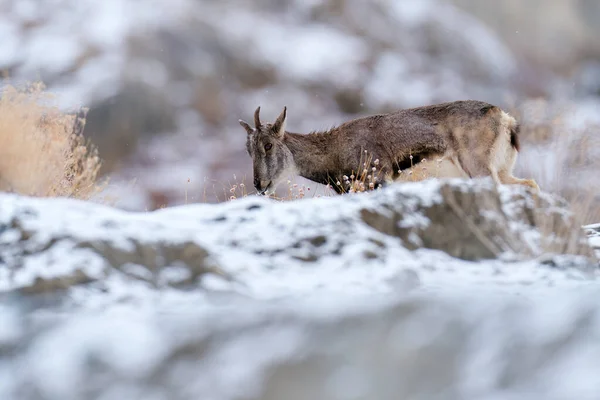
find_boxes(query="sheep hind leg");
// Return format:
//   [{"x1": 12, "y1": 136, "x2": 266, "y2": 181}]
[
  {"x1": 494, "y1": 140, "x2": 540, "y2": 192},
  {"x1": 498, "y1": 171, "x2": 540, "y2": 192}
]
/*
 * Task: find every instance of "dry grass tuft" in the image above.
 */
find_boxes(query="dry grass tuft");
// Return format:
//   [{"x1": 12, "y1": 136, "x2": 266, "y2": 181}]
[
  {"x1": 338, "y1": 150, "x2": 384, "y2": 193},
  {"x1": 0, "y1": 81, "x2": 102, "y2": 199},
  {"x1": 221, "y1": 176, "x2": 318, "y2": 202}
]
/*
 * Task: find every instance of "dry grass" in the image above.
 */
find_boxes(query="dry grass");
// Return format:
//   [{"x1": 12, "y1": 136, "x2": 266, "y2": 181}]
[
  {"x1": 536, "y1": 192, "x2": 599, "y2": 259},
  {"x1": 198, "y1": 175, "x2": 251, "y2": 203},
  {"x1": 335, "y1": 150, "x2": 454, "y2": 193},
  {"x1": 0, "y1": 82, "x2": 102, "y2": 199},
  {"x1": 510, "y1": 100, "x2": 600, "y2": 226},
  {"x1": 336, "y1": 150, "x2": 384, "y2": 193},
  {"x1": 217, "y1": 150, "x2": 437, "y2": 202},
  {"x1": 215, "y1": 175, "x2": 319, "y2": 202}
]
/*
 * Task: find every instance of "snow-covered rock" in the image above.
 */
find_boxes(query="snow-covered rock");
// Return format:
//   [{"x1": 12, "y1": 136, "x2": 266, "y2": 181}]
[
  {"x1": 0, "y1": 179, "x2": 595, "y2": 298},
  {"x1": 1, "y1": 179, "x2": 599, "y2": 400}
]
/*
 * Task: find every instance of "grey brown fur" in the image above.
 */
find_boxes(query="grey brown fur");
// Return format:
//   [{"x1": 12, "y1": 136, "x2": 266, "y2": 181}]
[{"x1": 239, "y1": 100, "x2": 539, "y2": 195}]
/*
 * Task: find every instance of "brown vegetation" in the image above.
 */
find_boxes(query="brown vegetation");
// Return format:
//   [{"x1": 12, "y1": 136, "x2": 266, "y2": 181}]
[{"x1": 0, "y1": 82, "x2": 102, "y2": 199}]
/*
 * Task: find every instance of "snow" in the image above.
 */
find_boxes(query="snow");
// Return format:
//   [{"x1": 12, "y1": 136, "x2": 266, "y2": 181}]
[
  {"x1": 0, "y1": 180, "x2": 595, "y2": 307},
  {"x1": 0, "y1": 305, "x2": 21, "y2": 346}
]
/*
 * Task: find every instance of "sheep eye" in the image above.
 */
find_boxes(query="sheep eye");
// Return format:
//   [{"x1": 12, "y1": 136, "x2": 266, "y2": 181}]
[{"x1": 264, "y1": 143, "x2": 272, "y2": 151}]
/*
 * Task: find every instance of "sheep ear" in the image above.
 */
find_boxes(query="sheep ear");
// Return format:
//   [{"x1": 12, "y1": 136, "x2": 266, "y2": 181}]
[
  {"x1": 254, "y1": 106, "x2": 262, "y2": 129},
  {"x1": 272, "y1": 106, "x2": 287, "y2": 139},
  {"x1": 239, "y1": 119, "x2": 254, "y2": 135}
]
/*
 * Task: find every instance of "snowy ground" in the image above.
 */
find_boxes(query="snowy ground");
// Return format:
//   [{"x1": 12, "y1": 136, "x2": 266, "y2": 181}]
[
  {"x1": 0, "y1": 179, "x2": 596, "y2": 302},
  {"x1": 1, "y1": 180, "x2": 599, "y2": 399}
]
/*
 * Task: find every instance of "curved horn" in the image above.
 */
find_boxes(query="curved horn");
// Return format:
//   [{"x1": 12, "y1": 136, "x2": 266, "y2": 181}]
[{"x1": 254, "y1": 106, "x2": 262, "y2": 128}]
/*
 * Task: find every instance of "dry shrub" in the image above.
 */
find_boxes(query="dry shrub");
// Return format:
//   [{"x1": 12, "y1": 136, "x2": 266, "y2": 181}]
[
  {"x1": 0, "y1": 82, "x2": 102, "y2": 199},
  {"x1": 338, "y1": 150, "x2": 384, "y2": 193},
  {"x1": 336, "y1": 149, "x2": 467, "y2": 194}
]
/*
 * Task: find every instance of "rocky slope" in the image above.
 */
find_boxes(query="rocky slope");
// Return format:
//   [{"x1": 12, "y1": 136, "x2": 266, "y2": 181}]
[
  {"x1": 1, "y1": 179, "x2": 599, "y2": 399},
  {"x1": 449, "y1": 0, "x2": 600, "y2": 75},
  {"x1": 2, "y1": 0, "x2": 600, "y2": 210}
]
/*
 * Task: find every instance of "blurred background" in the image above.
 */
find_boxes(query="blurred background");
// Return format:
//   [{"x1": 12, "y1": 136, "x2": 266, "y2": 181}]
[{"x1": 2, "y1": 0, "x2": 599, "y2": 211}]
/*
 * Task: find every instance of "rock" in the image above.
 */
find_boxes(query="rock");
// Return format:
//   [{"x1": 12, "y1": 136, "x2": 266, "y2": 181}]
[
  {"x1": 0, "y1": 197, "x2": 225, "y2": 294},
  {"x1": 19, "y1": 269, "x2": 97, "y2": 295},
  {"x1": 73, "y1": 239, "x2": 220, "y2": 287},
  {"x1": 0, "y1": 179, "x2": 596, "y2": 297},
  {"x1": 360, "y1": 179, "x2": 595, "y2": 261}
]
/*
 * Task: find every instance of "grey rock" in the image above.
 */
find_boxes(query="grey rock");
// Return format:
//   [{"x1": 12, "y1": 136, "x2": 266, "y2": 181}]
[{"x1": 360, "y1": 180, "x2": 595, "y2": 261}]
